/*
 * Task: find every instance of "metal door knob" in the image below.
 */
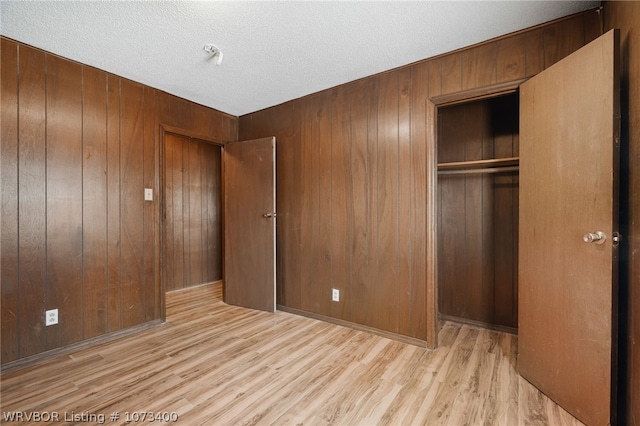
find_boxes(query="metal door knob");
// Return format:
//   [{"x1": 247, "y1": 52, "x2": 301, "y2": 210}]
[
  {"x1": 583, "y1": 231, "x2": 606, "y2": 244},
  {"x1": 263, "y1": 212, "x2": 277, "y2": 219}
]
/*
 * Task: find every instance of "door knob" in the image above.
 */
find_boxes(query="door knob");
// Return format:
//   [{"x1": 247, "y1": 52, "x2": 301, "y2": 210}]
[
  {"x1": 583, "y1": 231, "x2": 606, "y2": 244},
  {"x1": 263, "y1": 212, "x2": 277, "y2": 219}
]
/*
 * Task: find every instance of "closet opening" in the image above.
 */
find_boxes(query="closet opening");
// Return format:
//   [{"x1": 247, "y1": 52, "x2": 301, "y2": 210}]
[{"x1": 436, "y1": 92, "x2": 520, "y2": 333}]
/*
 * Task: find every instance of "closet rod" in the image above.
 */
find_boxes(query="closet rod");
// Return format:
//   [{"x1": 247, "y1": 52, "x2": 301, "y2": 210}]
[{"x1": 438, "y1": 165, "x2": 519, "y2": 175}]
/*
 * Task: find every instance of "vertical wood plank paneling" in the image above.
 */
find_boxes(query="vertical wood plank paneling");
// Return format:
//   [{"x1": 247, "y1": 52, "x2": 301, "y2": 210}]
[
  {"x1": 330, "y1": 86, "x2": 351, "y2": 320},
  {"x1": 164, "y1": 135, "x2": 177, "y2": 292},
  {"x1": 200, "y1": 141, "x2": 211, "y2": 283},
  {"x1": 181, "y1": 136, "x2": 191, "y2": 288},
  {"x1": 143, "y1": 87, "x2": 156, "y2": 321},
  {"x1": 274, "y1": 103, "x2": 303, "y2": 309},
  {"x1": 188, "y1": 138, "x2": 203, "y2": 287},
  {"x1": 189, "y1": 103, "x2": 213, "y2": 139},
  {"x1": 210, "y1": 144, "x2": 223, "y2": 281},
  {"x1": 463, "y1": 103, "x2": 488, "y2": 323},
  {"x1": 462, "y1": 42, "x2": 497, "y2": 90},
  {"x1": 492, "y1": 97, "x2": 518, "y2": 328},
  {"x1": 583, "y1": 8, "x2": 602, "y2": 44},
  {"x1": 230, "y1": 10, "x2": 600, "y2": 344},
  {"x1": 438, "y1": 106, "x2": 466, "y2": 318},
  {"x1": 176, "y1": 138, "x2": 187, "y2": 289},
  {"x1": 173, "y1": 136, "x2": 186, "y2": 290},
  {"x1": 397, "y1": 67, "x2": 413, "y2": 334},
  {"x1": 1, "y1": 38, "x2": 237, "y2": 365},
  {"x1": 524, "y1": 28, "x2": 545, "y2": 77},
  {"x1": 543, "y1": 16, "x2": 585, "y2": 69},
  {"x1": 270, "y1": 109, "x2": 287, "y2": 305},
  {"x1": 481, "y1": 102, "x2": 496, "y2": 326},
  {"x1": 440, "y1": 53, "x2": 462, "y2": 95},
  {"x1": 17, "y1": 44, "x2": 48, "y2": 358},
  {"x1": 1, "y1": 38, "x2": 20, "y2": 363},
  {"x1": 82, "y1": 66, "x2": 108, "y2": 339},
  {"x1": 169, "y1": 134, "x2": 186, "y2": 291},
  {"x1": 377, "y1": 71, "x2": 400, "y2": 333},
  {"x1": 409, "y1": 61, "x2": 428, "y2": 338},
  {"x1": 106, "y1": 75, "x2": 122, "y2": 332},
  {"x1": 45, "y1": 54, "x2": 84, "y2": 349},
  {"x1": 120, "y1": 80, "x2": 145, "y2": 329},
  {"x1": 299, "y1": 95, "x2": 319, "y2": 314},
  {"x1": 349, "y1": 80, "x2": 371, "y2": 326},
  {"x1": 317, "y1": 91, "x2": 334, "y2": 316},
  {"x1": 496, "y1": 33, "x2": 527, "y2": 83},
  {"x1": 427, "y1": 59, "x2": 442, "y2": 98},
  {"x1": 365, "y1": 77, "x2": 380, "y2": 328},
  {"x1": 290, "y1": 102, "x2": 304, "y2": 308}
]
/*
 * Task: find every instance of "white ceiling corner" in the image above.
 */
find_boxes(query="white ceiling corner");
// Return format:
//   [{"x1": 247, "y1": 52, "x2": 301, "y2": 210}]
[{"x1": 0, "y1": 1, "x2": 600, "y2": 117}]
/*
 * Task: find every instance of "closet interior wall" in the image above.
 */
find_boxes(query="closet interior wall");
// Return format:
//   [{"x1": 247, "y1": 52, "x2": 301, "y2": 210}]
[{"x1": 437, "y1": 94, "x2": 519, "y2": 330}]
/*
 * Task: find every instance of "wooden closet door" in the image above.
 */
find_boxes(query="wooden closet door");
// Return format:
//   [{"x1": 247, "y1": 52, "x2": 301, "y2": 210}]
[{"x1": 519, "y1": 29, "x2": 620, "y2": 426}]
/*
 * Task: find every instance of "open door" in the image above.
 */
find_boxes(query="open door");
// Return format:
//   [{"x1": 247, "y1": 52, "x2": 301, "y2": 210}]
[
  {"x1": 224, "y1": 137, "x2": 276, "y2": 312},
  {"x1": 519, "y1": 29, "x2": 620, "y2": 425}
]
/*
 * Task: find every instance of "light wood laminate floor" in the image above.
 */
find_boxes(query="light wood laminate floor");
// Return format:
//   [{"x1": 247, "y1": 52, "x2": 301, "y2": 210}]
[{"x1": 0, "y1": 283, "x2": 583, "y2": 425}]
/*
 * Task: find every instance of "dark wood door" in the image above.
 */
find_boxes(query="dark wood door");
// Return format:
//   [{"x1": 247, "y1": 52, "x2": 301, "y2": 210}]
[
  {"x1": 224, "y1": 137, "x2": 276, "y2": 312},
  {"x1": 519, "y1": 30, "x2": 620, "y2": 426}
]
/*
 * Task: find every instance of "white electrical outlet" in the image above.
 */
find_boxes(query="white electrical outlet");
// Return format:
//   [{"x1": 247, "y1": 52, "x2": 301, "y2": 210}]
[
  {"x1": 45, "y1": 309, "x2": 58, "y2": 326},
  {"x1": 332, "y1": 288, "x2": 340, "y2": 302},
  {"x1": 144, "y1": 188, "x2": 153, "y2": 201}
]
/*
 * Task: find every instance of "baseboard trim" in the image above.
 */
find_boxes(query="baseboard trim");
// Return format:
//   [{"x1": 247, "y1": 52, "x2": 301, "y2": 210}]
[
  {"x1": 166, "y1": 280, "x2": 222, "y2": 295},
  {"x1": 277, "y1": 305, "x2": 429, "y2": 348},
  {"x1": 1, "y1": 319, "x2": 164, "y2": 372},
  {"x1": 438, "y1": 313, "x2": 518, "y2": 335}
]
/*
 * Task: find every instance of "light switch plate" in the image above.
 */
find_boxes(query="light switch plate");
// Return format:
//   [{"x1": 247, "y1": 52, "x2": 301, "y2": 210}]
[{"x1": 144, "y1": 188, "x2": 153, "y2": 201}]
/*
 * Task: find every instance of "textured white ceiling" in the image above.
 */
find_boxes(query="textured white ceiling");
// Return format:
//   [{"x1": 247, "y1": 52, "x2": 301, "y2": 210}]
[{"x1": 1, "y1": 1, "x2": 599, "y2": 116}]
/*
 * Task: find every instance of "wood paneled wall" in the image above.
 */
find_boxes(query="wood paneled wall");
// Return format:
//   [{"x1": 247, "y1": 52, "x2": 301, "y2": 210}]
[
  {"x1": 164, "y1": 134, "x2": 222, "y2": 292},
  {"x1": 604, "y1": 2, "x2": 640, "y2": 424},
  {"x1": 437, "y1": 95, "x2": 519, "y2": 329},
  {"x1": 0, "y1": 38, "x2": 237, "y2": 365},
  {"x1": 239, "y1": 11, "x2": 601, "y2": 342}
]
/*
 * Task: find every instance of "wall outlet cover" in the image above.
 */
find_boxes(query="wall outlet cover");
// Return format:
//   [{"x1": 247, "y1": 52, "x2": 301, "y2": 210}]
[{"x1": 45, "y1": 309, "x2": 58, "y2": 326}]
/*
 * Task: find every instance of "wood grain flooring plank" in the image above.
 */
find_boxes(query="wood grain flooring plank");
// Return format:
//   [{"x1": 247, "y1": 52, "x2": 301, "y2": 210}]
[{"x1": 0, "y1": 283, "x2": 584, "y2": 426}]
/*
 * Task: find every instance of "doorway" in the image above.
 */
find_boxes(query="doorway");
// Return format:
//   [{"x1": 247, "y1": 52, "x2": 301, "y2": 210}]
[{"x1": 162, "y1": 130, "x2": 223, "y2": 293}]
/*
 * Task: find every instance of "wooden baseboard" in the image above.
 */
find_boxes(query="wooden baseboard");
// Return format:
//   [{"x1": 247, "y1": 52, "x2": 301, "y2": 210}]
[
  {"x1": 1, "y1": 319, "x2": 164, "y2": 372},
  {"x1": 438, "y1": 313, "x2": 518, "y2": 335},
  {"x1": 166, "y1": 280, "x2": 222, "y2": 295},
  {"x1": 277, "y1": 305, "x2": 429, "y2": 348}
]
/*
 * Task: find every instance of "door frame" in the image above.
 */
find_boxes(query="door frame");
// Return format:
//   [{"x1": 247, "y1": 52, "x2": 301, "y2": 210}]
[
  {"x1": 158, "y1": 125, "x2": 226, "y2": 320},
  {"x1": 425, "y1": 78, "x2": 527, "y2": 349}
]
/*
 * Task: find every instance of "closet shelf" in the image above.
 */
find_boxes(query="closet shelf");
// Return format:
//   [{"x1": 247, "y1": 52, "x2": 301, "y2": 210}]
[{"x1": 438, "y1": 157, "x2": 519, "y2": 176}]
